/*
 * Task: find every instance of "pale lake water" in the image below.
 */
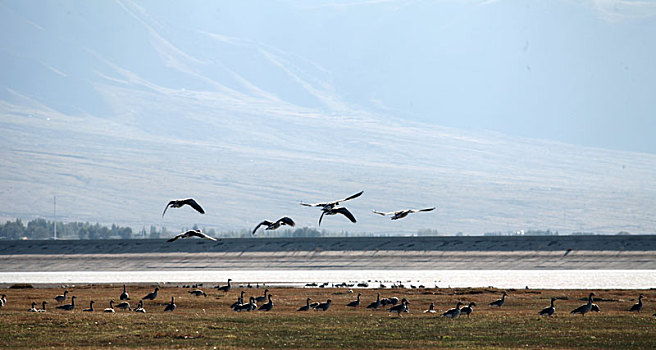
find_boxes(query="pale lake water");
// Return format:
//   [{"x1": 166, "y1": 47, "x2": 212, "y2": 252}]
[{"x1": 1, "y1": 270, "x2": 654, "y2": 289}]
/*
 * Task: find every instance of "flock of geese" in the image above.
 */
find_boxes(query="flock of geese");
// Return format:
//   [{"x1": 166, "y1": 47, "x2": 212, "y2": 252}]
[
  {"x1": 162, "y1": 191, "x2": 436, "y2": 241},
  {"x1": 10, "y1": 284, "x2": 654, "y2": 319}
]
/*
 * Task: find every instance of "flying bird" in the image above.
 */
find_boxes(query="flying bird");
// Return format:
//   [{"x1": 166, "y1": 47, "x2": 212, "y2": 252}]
[
  {"x1": 167, "y1": 229, "x2": 216, "y2": 242},
  {"x1": 162, "y1": 198, "x2": 205, "y2": 217},
  {"x1": 300, "y1": 191, "x2": 363, "y2": 209},
  {"x1": 319, "y1": 207, "x2": 357, "y2": 226},
  {"x1": 252, "y1": 217, "x2": 295, "y2": 235},
  {"x1": 372, "y1": 207, "x2": 435, "y2": 220}
]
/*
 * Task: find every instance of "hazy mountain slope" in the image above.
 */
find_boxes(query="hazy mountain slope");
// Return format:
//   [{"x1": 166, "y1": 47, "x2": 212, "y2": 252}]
[{"x1": 1, "y1": 1, "x2": 655, "y2": 235}]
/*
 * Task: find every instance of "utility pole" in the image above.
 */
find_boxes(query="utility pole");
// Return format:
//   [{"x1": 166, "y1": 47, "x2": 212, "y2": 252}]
[{"x1": 53, "y1": 195, "x2": 57, "y2": 240}]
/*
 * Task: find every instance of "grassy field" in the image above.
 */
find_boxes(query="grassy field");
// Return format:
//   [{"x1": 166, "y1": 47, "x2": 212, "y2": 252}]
[{"x1": 0, "y1": 285, "x2": 654, "y2": 349}]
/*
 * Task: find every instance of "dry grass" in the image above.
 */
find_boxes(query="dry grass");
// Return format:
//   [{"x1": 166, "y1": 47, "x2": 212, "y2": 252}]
[{"x1": 1, "y1": 285, "x2": 655, "y2": 349}]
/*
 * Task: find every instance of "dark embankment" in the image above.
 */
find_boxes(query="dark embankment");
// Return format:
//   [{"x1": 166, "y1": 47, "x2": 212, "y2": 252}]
[{"x1": 0, "y1": 235, "x2": 654, "y2": 271}]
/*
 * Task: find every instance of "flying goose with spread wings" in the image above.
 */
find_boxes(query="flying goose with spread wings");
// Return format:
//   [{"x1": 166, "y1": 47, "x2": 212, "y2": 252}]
[
  {"x1": 162, "y1": 198, "x2": 205, "y2": 217},
  {"x1": 252, "y1": 217, "x2": 295, "y2": 235},
  {"x1": 373, "y1": 207, "x2": 435, "y2": 220},
  {"x1": 167, "y1": 229, "x2": 216, "y2": 242}
]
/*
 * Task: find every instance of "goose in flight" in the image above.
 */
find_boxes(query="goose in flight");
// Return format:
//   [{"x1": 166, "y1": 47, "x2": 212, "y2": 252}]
[
  {"x1": 373, "y1": 207, "x2": 435, "y2": 220},
  {"x1": 252, "y1": 217, "x2": 295, "y2": 235},
  {"x1": 319, "y1": 207, "x2": 357, "y2": 226},
  {"x1": 167, "y1": 229, "x2": 216, "y2": 242},
  {"x1": 162, "y1": 198, "x2": 205, "y2": 217},
  {"x1": 300, "y1": 191, "x2": 363, "y2": 209}
]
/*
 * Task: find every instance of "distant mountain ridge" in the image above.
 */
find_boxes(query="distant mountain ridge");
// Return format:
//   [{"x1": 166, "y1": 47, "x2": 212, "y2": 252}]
[{"x1": 1, "y1": 1, "x2": 655, "y2": 235}]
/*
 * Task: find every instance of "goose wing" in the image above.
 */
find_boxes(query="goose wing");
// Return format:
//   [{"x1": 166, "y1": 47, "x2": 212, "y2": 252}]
[
  {"x1": 301, "y1": 201, "x2": 328, "y2": 207},
  {"x1": 333, "y1": 207, "x2": 357, "y2": 223},
  {"x1": 181, "y1": 198, "x2": 205, "y2": 214},
  {"x1": 162, "y1": 201, "x2": 175, "y2": 217},
  {"x1": 167, "y1": 232, "x2": 184, "y2": 242},
  {"x1": 372, "y1": 210, "x2": 393, "y2": 216},
  {"x1": 252, "y1": 220, "x2": 273, "y2": 235},
  {"x1": 318, "y1": 211, "x2": 326, "y2": 226},
  {"x1": 334, "y1": 190, "x2": 364, "y2": 204},
  {"x1": 191, "y1": 230, "x2": 216, "y2": 241},
  {"x1": 409, "y1": 207, "x2": 436, "y2": 213},
  {"x1": 277, "y1": 217, "x2": 295, "y2": 227}
]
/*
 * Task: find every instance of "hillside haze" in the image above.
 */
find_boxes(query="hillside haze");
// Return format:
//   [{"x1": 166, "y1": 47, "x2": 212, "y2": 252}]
[{"x1": 1, "y1": 1, "x2": 655, "y2": 236}]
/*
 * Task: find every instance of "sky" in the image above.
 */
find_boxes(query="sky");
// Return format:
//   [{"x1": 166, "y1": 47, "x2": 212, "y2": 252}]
[
  {"x1": 1, "y1": 0, "x2": 656, "y2": 154},
  {"x1": 1, "y1": 0, "x2": 656, "y2": 235}
]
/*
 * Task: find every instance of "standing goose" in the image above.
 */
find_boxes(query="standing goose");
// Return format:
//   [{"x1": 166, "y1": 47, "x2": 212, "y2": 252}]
[
  {"x1": 28, "y1": 301, "x2": 38, "y2": 312},
  {"x1": 54, "y1": 290, "x2": 69, "y2": 303},
  {"x1": 489, "y1": 292, "x2": 507, "y2": 307},
  {"x1": 134, "y1": 300, "x2": 146, "y2": 313},
  {"x1": 164, "y1": 297, "x2": 176, "y2": 312},
  {"x1": 188, "y1": 289, "x2": 207, "y2": 297},
  {"x1": 217, "y1": 279, "x2": 232, "y2": 293},
  {"x1": 83, "y1": 300, "x2": 95, "y2": 312},
  {"x1": 37, "y1": 301, "x2": 47, "y2": 312},
  {"x1": 372, "y1": 207, "x2": 436, "y2": 220},
  {"x1": 255, "y1": 289, "x2": 269, "y2": 303},
  {"x1": 539, "y1": 298, "x2": 557, "y2": 317},
  {"x1": 0, "y1": 294, "x2": 6, "y2": 307},
  {"x1": 231, "y1": 291, "x2": 245, "y2": 309},
  {"x1": 442, "y1": 302, "x2": 464, "y2": 319},
  {"x1": 367, "y1": 293, "x2": 381, "y2": 309},
  {"x1": 258, "y1": 294, "x2": 274, "y2": 311},
  {"x1": 388, "y1": 298, "x2": 410, "y2": 317},
  {"x1": 252, "y1": 217, "x2": 295, "y2": 235},
  {"x1": 115, "y1": 300, "x2": 131, "y2": 311},
  {"x1": 56, "y1": 296, "x2": 76, "y2": 311},
  {"x1": 167, "y1": 229, "x2": 216, "y2": 242},
  {"x1": 314, "y1": 299, "x2": 332, "y2": 311},
  {"x1": 628, "y1": 294, "x2": 644, "y2": 312},
  {"x1": 298, "y1": 298, "x2": 312, "y2": 311},
  {"x1": 461, "y1": 302, "x2": 476, "y2": 317},
  {"x1": 162, "y1": 198, "x2": 205, "y2": 217},
  {"x1": 104, "y1": 300, "x2": 115, "y2": 313},
  {"x1": 347, "y1": 293, "x2": 361, "y2": 308},
  {"x1": 120, "y1": 285, "x2": 130, "y2": 300},
  {"x1": 571, "y1": 292, "x2": 596, "y2": 316},
  {"x1": 142, "y1": 287, "x2": 160, "y2": 301},
  {"x1": 424, "y1": 302, "x2": 436, "y2": 313}
]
